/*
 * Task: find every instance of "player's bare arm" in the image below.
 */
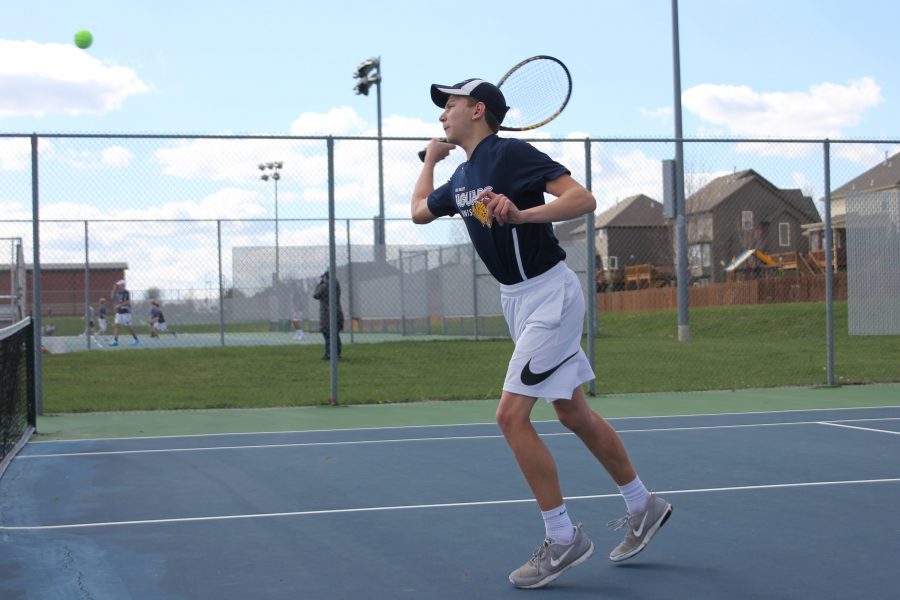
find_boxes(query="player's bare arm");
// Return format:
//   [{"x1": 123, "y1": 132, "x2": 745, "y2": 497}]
[
  {"x1": 411, "y1": 139, "x2": 454, "y2": 224},
  {"x1": 478, "y1": 174, "x2": 596, "y2": 226}
]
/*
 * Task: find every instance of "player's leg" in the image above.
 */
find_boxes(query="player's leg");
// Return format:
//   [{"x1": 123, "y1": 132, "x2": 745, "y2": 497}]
[
  {"x1": 553, "y1": 387, "x2": 672, "y2": 562},
  {"x1": 111, "y1": 316, "x2": 120, "y2": 345},
  {"x1": 498, "y1": 391, "x2": 594, "y2": 589},
  {"x1": 496, "y1": 391, "x2": 563, "y2": 510},
  {"x1": 552, "y1": 386, "x2": 636, "y2": 485},
  {"x1": 321, "y1": 330, "x2": 330, "y2": 359},
  {"x1": 125, "y1": 315, "x2": 139, "y2": 345}
]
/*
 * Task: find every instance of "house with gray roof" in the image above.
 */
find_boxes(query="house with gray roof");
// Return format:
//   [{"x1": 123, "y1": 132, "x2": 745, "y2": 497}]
[
  {"x1": 556, "y1": 194, "x2": 672, "y2": 290},
  {"x1": 832, "y1": 151, "x2": 900, "y2": 200},
  {"x1": 687, "y1": 169, "x2": 820, "y2": 283},
  {"x1": 803, "y1": 150, "x2": 900, "y2": 268}
]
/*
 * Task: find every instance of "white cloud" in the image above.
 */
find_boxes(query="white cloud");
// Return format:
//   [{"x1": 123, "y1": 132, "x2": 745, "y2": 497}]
[
  {"x1": 152, "y1": 188, "x2": 267, "y2": 220},
  {"x1": 792, "y1": 171, "x2": 818, "y2": 200},
  {"x1": 833, "y1": 142, "x2": 900, "y2": 166},
  {"x1": 289, "y1": 107, "x2": 438, "y2": 138},
  {"x1": 0, "y1": 40, "x2": 151, "y2": 118},
  {"x1": 382, "y1": 114, "x2": 442, "y2": 137},
  {"x1": 640, "y1": 107, "x2": 673, "y2": 121},
  {"x1": 0, "y1": 136, "x2": 57, "y2": 171},
  {"x1": 289, "y1": 106, "x2": 366, "y2": 135},
  {"x1": 101, "y1": 145, "x2": 132, "y2": 166},
  {"x1": 153, "y1": 137, "x2": 329, "y2": 186},
  {"x1": 682, "y1": 78, "x2": 883, "y2": 138},
  {"x1": 28, "y1": 191, "x2": 281, "y2": 291},
  {"x1": 589, "y1": 147, "x2": 668, "y2": 212},
  {"x1": 0, "y1": 137, "x2": 32, "y2": 170},
  {"x1": 40, "y1": 201, "x2": 118, "y2": 221}
]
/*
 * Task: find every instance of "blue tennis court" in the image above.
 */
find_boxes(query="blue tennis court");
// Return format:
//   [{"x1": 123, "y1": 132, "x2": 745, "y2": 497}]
[{"x1": 1, "y1": 405, "x2": 898, "y2": 599}]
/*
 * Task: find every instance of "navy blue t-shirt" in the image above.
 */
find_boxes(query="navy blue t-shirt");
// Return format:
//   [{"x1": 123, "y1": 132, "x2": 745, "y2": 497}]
[
  {"x1": 427, "y1": 135, "x2": 569, "y2": 285},
  {"x1": 114, "y1": 290, "x2": 131, "y2": 314}
]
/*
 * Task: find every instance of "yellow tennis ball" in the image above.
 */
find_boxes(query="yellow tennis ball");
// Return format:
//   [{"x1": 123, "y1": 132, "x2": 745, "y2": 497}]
[{"x1": 74, "y1": 30, "x2": 93, "y2": 49}]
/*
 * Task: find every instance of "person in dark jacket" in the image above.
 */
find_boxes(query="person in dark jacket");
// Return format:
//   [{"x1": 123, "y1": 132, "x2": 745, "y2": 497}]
[{"x1": 312, "y1": 271, "x2": 343, "y2": 360}]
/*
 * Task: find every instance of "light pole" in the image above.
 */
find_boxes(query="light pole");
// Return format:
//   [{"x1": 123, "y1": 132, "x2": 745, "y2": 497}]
[
  {"x1": 670, "y1": 0, "x2": 690, "y2": 342},
  {"x1": 353, "y1": 57, "x2": 385, "y2": 259},
  {"x1": 259, "y1": 161, "x2": 283, "y2": 284}
]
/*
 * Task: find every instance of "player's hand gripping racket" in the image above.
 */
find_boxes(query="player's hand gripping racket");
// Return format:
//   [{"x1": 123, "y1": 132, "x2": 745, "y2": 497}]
[{"x1": 418, "y1": 55, "x2": 572, "y2": 161}]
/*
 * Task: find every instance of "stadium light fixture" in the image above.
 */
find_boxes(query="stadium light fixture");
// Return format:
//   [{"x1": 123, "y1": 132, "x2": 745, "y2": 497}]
[
  {"x1": 352, "y1": 56, "x2": 386, "y2": 252},
  {"x1": 259, "y1": 161, "x2": 283, "y2": 283}
]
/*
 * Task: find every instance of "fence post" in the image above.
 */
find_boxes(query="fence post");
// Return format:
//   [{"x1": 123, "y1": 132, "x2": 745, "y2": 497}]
[
  {"x1": 439, "y1": 247, "x2": 446, "y2": 335},
  {"x1": 426, "y1": 250, "x2": 432, "y2": 336},
  {"x1": 30, "y1": 134, "x2": 43, "y2": 416},
  {"x1": 584, "y1": 138, "x2": 597, "y2": 396},
  {"x1": 217, "y1": 220, "x2": 225, "y2": 347},
  {"x1": 671, "y1": 0, "x2": 690, "y2": 342},
  {"x1": 327, "y1": 136, "x2": 339, "y2": 405},
  {"x1": 823, "y1": 140, "x2": 835, "y2": 385},
  {"x1": 399, "y1": 249, "x2": 406, "y2": 336},
  {"x1": 346, "y1": 219, "x2": 354, "y2": 343},
  {"x1": 472, "y1": 247, "x2": 479, "y2": 340},
  {"x1": 83, "y1": 220, "x2": 93, "y2": 350}
]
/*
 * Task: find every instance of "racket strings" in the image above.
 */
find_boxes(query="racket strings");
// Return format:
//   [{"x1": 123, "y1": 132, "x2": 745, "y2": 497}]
[{"x1": 499, "y1": 59, "x2": 571, "y2": 130}]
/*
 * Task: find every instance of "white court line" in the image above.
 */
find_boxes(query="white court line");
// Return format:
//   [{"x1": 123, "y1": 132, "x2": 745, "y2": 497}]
[
  {"x1": 29, "y1": 404, "x2": 900, "y2": 445},
  {"x1": 2, "y1": 477, "x2": 898, "y2": 532},
  {"x1": 819, "y1": 421, "x2": 900, "y2": 436},
  {"x1": 18, "y1": 417, "x2": 900, "y2": 460}
]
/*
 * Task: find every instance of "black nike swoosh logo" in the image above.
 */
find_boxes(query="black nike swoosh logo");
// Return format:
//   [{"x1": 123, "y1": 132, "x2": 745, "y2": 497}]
[{"x1": 520, "y1": 351, "x2": 579, "y2": 386}]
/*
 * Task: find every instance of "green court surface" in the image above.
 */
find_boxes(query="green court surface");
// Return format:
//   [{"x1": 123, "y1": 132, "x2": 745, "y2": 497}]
[{"x1": 33, "y1": 383, "x2": 900, "y2": 440}]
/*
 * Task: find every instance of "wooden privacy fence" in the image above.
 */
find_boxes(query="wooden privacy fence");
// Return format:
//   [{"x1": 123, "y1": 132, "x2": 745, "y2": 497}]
[{"x1": 597, "y1": 272, "x2": 848, "y2": 313}]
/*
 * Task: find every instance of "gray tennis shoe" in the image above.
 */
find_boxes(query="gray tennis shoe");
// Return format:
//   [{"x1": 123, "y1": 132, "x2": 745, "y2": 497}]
[
  {"x1": 607, "y1": 493, "x2": 672, "y2": 562},
  {"x1": 508, "y1": 523, "x2": 594, "y2": 589}
]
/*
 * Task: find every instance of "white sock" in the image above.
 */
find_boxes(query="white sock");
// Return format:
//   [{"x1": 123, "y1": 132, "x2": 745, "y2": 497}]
[
  {"x1": 618, "y1": 476, "x2": 651, "y2": 515},
  {"x1": 541, "y1": 504, "x2": 575, "y2": 545}
]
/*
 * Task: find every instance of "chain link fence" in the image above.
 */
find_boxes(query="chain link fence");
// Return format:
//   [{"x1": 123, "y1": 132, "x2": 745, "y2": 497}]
[{"x1": 1, "y1": 134, "x2": 898, "y2": 398}]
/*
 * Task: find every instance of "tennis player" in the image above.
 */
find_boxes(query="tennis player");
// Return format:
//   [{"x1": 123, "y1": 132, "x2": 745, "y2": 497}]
[
  {"x1": 411, "y1": 79, "x2": 672, "y2": 589},
  {"x1": 149, "y1": 300, "x2": 174, "y2": 338},
  {"x1": 109, "y1": 280, "x2": 139, "y2": 347},
  {"x1": 97, "y1": 298, "x2": 108, "y2": 336}
]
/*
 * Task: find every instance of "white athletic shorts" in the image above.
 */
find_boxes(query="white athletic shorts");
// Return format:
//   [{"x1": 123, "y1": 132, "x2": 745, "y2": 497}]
[
  {"x1": 114, "y1": 313, "x2": 133, "y2": 326},
  {"x1": 98, "y1": 318, "x2": 107, "y2": 333},
  {"x1": 500, "y1": 261, "x2": 595, "y2": 402},
  {"x1": 155, "y1": 321, "x2": 168, "y2": 332}
]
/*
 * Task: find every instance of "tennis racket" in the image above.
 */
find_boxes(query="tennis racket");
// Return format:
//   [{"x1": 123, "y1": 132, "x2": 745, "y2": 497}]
[{"x1": 418, "y1": 55, "x2": 572, "y2": 161}]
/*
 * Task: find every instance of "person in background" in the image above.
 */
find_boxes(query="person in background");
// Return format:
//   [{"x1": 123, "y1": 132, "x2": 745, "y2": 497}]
[
  {"x1": 97, "y1": 298, "x2": 108, "y2": 336},
  {"x1": 110, "y1": 279, "x2": 139, "y2": 347},
  {"x1": 81, "y1": 304, "x2": 102, "y2": 345},
  {"x1": 291, "y1": 307, "x2": 306, "y2": 341},
  {"x1": 312, "y1": 270, "x2": 343, "y2": 360},
  {"x1": 149, "y1": 300, "x2": 175, "y2": 338}
]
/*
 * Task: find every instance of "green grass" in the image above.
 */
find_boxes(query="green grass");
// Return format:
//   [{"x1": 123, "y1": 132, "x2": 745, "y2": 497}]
[
  {"x1": 41, "y1": 301, "x2": 900, "y2": 412},
  {"x1": 42, "y1": 317, "x2": 270, "y2": 336}
]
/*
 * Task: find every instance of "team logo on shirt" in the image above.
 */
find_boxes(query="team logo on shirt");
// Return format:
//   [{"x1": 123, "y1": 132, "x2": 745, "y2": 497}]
[
  {"x1": 471, "y1": 201, "x2": 491, "y2": 228},
  {"x1": 455, "y1": 185, "x2": 493, "y2": 227}
]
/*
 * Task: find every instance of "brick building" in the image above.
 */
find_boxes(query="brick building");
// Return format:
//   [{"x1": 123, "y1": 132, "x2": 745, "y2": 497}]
[{"x1": 0, "y1": 263, "x2": 128, "y2": 317}]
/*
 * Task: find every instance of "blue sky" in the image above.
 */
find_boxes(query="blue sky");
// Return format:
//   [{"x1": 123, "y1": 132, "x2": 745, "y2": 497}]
[
  {"x1": 3, "y1": 0, "x2": 897, "y2": 138},
  {"x1": 2, "y1": 0, "x2": 899, "y2": 293}
]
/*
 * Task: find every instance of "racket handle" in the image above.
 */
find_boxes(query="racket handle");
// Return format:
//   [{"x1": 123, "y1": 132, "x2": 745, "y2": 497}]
[{"x1": 418, "y1": 138, "x2": 448, "y2": 162}]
